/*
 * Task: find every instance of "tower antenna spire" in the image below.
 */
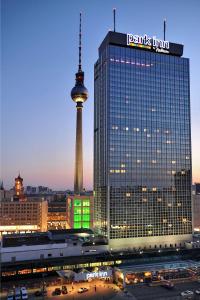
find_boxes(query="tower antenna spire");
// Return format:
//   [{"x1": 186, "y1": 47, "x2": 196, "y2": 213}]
[
  {"x1": 78, "y1": 12, "x2": 82, "y2": 72},
  {"x1": 113, "y1": 8, "x2": 116, "y2": 32},
  {"x1": 164, "y1": 18, "x2": 166, "y2": 40}
]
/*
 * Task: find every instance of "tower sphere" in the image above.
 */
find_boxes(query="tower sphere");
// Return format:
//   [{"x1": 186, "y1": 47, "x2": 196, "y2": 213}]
[{"x1": 71, "y1": 82, "x2": 88, "y2": 103}]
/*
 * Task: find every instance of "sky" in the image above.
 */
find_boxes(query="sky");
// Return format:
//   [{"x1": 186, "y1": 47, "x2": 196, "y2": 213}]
[{"x1": 1, "y1": 0, "x2": 200, "y2": 190}]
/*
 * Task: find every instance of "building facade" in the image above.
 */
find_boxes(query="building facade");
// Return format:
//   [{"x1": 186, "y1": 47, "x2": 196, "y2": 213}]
[
  {"x1": 48, "y1": 200, "x2": 67, "y2": 230},
  {"x1": 94, "y1": 32, "x2": 192, "y2": 249},
  {"x1": 0, "y1": 199, "x2": 48, "y2": 235},
  {"x1": 67, "y1": 196, "x2": 93, "y2": 229},
  {"x1": 192, "y1": 195, "x2": 200, "y2": 232}
]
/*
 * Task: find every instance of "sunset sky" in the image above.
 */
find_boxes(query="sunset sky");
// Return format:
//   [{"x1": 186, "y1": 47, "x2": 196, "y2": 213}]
[{"x1": 1, "y1": 0, "x2": 200, "y2": 190}]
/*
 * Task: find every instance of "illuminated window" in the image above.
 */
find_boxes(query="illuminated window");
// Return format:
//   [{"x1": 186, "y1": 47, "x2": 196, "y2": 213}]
[
  {"x1": 172, "y1": 160, "x2": 176, "y2": 164},
  {"x1": 74, "y1": 200, "x2": 81, "y2": 206},
  {"x1": 74, "y1": 222, "x2": 81, "y2": 229},
  {"x1": 152, "y1": 160, "x2": 157, "y2": 164},
  {"x1": 82, "y1": 215, "x2": 90, "y2": 221},
  {"x1": 137, "y1": 160, "x2": 141, "y2": 163},
  {"x1": 152, "y1": 187, "x2": 157, "y2": 192},
  {"x1": 126, "y1": 193, "x2": 131, "y2": 197},
  {"x1": 83, "y1": 200, "x2": 90, "y2": 207},
  {"x1": 142, "y1": 187, "x2": 147, "y2": 192},
  {"x1": 74, "y1": 208, "x2": 81, "y2": 214},
  {"x1": 82, "y1": 222, "x2": 90, "y2": 228},
  {"x1": 74, "y1": 215, "x2": 81, "y2": 221},
  {"x1": 121, "y1": 164, "x2": 125, "y2": 168},
  {"x1": 83, "y1": 207, "x2": 90, "y2": 214}
]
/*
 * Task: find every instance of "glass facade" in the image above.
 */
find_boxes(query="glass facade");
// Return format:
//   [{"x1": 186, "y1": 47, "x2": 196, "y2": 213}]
[{"x1": 94, "y1": 34, "x2": 192, "y2": 244}]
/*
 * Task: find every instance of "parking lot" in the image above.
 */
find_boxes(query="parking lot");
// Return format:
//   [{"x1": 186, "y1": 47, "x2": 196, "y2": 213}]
[{"x1": 1, "y1": 279, "x2": 128, "y2": 300}]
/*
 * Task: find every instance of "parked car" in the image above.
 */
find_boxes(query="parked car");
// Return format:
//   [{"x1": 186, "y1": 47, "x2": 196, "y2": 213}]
[
  {"x1": 7, "y1": 290, "x2": 14, "y2": 300},
  {"x1": 34, "y1": 291, "x2": 42, "y2": 297},
  {"x1": 78, "y1": 287, "x2": 89, "y2": 293},
  {"x1": 195, "y1": 289, "x2": 200, "y2": 295},
  {"x1": 161, "y1": 280, "x2": 174, "y2": 289},
  {"x1": 61, "y1": 286, "x2": 68, "y2": 294},
  {"x1": 52, "y1": 288, "x2": 61, "y2": 296},
  {"x1": 21, "y1": 287, "x2": 28, "y2": 300},
  {"x1": 180, "y1": 290, "x2": 194, "y2": 297},
  {"x1": 15, "y1": 288, "x2": 21, "y2": 300}
]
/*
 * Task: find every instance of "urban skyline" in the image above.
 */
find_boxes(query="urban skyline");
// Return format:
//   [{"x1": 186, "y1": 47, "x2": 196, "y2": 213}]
[{"x1": 1, "y1": 0, "x2": 200, "y2": 190}]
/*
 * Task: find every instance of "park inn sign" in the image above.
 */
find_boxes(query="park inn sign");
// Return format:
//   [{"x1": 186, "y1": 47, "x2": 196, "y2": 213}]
[{"x1": 127, "y1": 33, "x2": 170, "y2": 53}]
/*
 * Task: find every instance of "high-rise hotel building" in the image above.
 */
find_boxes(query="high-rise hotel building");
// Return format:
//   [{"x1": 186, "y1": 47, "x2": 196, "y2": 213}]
[{"x1": 94, "y1": 31, "x2": 192, "y2": 249}]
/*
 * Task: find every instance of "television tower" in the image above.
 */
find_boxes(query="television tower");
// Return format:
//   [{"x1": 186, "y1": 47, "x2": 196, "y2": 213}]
[{"x1": 71, "y1": 13, "x2": 88, "y2": 194}]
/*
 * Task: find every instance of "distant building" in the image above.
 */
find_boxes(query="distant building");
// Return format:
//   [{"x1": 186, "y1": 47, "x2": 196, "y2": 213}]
[
  {"x1": 0, "y1": 198, "x2": 48, "y2": 236},
  {"x1": 47, "y1": 200, "x2": 67, "y2": 230},
  {"x1": 67, "y1": 195, "x2": 93, "y2": 229},
  {"x1": 192, "y1": 183, "x2": 200, "y2": 195},
  {"x1": 25, "y1": 186, "x2": 37, "y2": 194},
  {"x1": 15, "y1": 173, "x2": 24, "y2": 199},
  {"x1": 192, "y1": 194, "x2": 200, "y2": 232},
  {"x1": 0, "y1": 181, "x2": 5, "y2": 200},
  {"x1": 37, "y1": 186, "x2": 52, "y2": 194}
]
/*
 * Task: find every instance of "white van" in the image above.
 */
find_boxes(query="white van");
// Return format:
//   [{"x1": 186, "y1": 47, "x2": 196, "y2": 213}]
[
  {"x1": 21, "y1": 287, "x2": 28, "y2": 300},
  {"x1": 15, "y1": 288, "x2": 21, "y2": 300},
  {"x1": 7, "y1": 290, "x2": 14, "y2": 300}
]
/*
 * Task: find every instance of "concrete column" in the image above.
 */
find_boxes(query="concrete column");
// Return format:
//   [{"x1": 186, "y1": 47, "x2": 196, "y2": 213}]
[{"x1": 74, "y1": 103, "x2": 83, "y2": 194}]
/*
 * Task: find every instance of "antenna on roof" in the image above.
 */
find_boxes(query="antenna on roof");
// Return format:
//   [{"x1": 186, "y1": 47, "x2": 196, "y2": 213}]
[
  {"x1": 113, "y1": 8, "x2": 116, "y2": 32},
  {"x1": 164, "y1": 18, "x2": 166, "y2": 40},
  {"x1": 78, "y1": 12, "x2": 82, "y2": 72}
]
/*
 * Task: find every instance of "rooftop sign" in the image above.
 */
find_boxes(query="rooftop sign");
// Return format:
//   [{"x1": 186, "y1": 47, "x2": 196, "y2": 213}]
[
  {"x1": 99, "y1": 32, "x2": 184, "y2": 57},
  {"x1": 127, "y1": 34, "x2": 170, "y2": 53}
]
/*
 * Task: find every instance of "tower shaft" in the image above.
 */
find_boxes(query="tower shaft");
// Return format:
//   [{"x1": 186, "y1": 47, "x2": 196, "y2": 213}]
[{"x1": 74, "y1": 104, "x2": 83, "y2": 194}]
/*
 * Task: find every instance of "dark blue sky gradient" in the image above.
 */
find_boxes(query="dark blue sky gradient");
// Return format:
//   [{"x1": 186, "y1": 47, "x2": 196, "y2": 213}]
[{"x1": 1, "y1": 0, "x2": 200, "y2": 190}]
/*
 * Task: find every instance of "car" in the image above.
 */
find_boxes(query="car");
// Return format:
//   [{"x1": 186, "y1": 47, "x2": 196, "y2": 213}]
[
  {"x1": 195, "y1": 289, "x2": 200, "y2": 295},
  {"x1": 161, "y1": 281, "x2": 174, "y2": 289},
  {"x1": 53, "y1": 288, "x2": 61, "y2": 295},
  {"x1": 61, "y1": 286, "x2": 68, "y2": 294},
  {"x1": 7, "y1": 291, "x2": 14, "y2": 300},
  {"x1": 78, "y1": 287, "x2": 89, "y2": 293},
  {"x1": 34, "y1": 291, "x2": 42, "y2": 297},
  {"x1": 21, "y1": 287, "x2": 28, "y2": 300},
  {"x1": 15, "y1": 288, "x2": 21, "y2": 300},
  {"x1": 181, "y1": 290, "x2": 194, "y2": 297}
]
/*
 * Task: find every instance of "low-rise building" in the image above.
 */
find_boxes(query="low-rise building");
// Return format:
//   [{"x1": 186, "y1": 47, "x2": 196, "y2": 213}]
[
  {"x1": 48, "y1": 200, "x2": 67, "y2": 229},
  {"x1": 0, "y1": 199, "x2": 48, "y2": 236},
  {"x1": 192, "y1": 194, "x2": 200, "y2": 232}
]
